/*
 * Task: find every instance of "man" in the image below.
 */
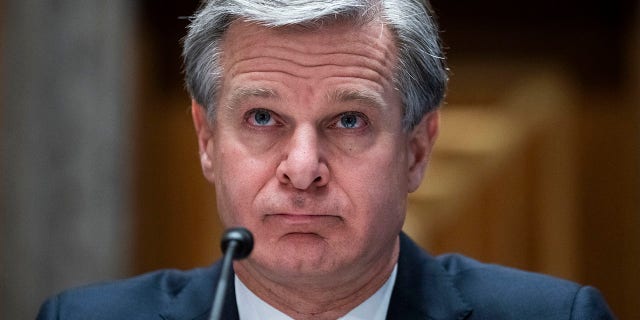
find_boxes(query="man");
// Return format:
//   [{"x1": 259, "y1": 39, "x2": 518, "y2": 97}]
[{"x1": 38, "y1": 0, "x2": 615, "y2": 319}]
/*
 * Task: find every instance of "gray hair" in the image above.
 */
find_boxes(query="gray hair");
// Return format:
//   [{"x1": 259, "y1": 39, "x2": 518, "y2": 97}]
[{"x1": 182, "y1": 0, "x2": 447, "y2": 130}]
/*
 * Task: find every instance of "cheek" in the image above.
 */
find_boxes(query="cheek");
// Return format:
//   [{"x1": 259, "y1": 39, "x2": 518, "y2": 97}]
[
  {"x1": 341, "y1": 144, "x2": 409, "y2": 225},
  {"x1": 212, "y1": 144, "x2": 274, "y2": 226}
]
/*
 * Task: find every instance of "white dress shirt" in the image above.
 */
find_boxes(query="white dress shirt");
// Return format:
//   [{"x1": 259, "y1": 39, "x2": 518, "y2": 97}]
[{"x1": 235, "y1": 264, "x2": 398, "y2": 320}]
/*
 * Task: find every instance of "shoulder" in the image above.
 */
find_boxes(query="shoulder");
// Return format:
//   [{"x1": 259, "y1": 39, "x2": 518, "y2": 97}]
[
  {"x1": 437, "y1": 253, "x2": 615, "y2": 319},
  {"x1": 438, "y1": 253, "x2": 578, "y2": 297},
  {"x1": 37, "y1": 266, "x2": 219, "y2": 320},
  {"x1": 396, "y1": 234, "x2": 615, "y2": 319}
]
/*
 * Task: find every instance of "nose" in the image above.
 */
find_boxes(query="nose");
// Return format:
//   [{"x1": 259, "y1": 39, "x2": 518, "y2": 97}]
[{"x1": 276, "y1": 125, "x2": 329, "y2": 190}]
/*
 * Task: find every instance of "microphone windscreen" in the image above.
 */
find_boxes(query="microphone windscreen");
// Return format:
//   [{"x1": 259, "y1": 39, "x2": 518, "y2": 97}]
[{"x1": 221, "y1": 227, "x2": 254, "y2": 259}]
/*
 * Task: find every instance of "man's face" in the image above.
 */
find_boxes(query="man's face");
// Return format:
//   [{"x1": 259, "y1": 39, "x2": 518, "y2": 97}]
[{"x1": 193, "y1": 19, "x2": 438, "y2": 284}]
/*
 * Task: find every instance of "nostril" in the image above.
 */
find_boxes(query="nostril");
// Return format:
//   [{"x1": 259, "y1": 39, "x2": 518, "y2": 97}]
[{"x1": 314, "y1": 176, "x2": 322, "y2": 183}]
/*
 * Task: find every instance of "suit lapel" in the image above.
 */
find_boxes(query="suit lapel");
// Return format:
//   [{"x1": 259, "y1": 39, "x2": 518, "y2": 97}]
[
  {"x1": 188, "y1": 280, "x2": 239, "y2": 320},
  {"x1": 158, "y1": 262, "x2": 240, "y2": 320},
  {"x1": 386, "y1": 233, "x2": 472, "y2": 320},
  {"x1": 189, "y1": 282, "x2": 239, "y2": 320}
]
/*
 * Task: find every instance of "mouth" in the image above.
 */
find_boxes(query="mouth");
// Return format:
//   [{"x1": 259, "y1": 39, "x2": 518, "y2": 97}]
[
  {"x1": 264, "y1": 213, "x2": 343, "y2": 230},
  {"x1": 271, "y1": 213, "x2": 334, "y2": 221}
]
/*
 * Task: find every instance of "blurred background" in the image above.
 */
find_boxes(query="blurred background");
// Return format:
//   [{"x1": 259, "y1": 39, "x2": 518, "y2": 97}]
[{"x1": 1, "y1": 0, "x2": 638, "y2": 319}]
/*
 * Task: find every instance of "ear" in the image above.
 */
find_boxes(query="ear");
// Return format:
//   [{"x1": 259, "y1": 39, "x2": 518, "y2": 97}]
[
  {"x1": 191, "y1": 99, "x2": 216, "y2": 183},
  {"x1": 407, "y1": 110, "x2": 439, "y2": 192}
]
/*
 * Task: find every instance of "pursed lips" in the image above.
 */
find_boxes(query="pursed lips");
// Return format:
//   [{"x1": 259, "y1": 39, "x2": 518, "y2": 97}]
[{"x1": 264, "y1": 213, "x2": 343, "y2": 231}]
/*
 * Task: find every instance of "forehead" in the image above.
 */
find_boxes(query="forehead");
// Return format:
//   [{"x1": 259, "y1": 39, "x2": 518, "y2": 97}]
[
  {"x1": 219, "y1": 18, "x2": 399, "y2": 69},
  {"x1": 217, "y1": 19, "x2": 400, "y2": 105}
]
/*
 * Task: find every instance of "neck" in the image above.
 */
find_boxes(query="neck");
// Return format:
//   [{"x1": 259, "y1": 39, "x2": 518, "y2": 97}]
[{"x1": 233, "y1": 237, "x2": 400, "y2": 320}]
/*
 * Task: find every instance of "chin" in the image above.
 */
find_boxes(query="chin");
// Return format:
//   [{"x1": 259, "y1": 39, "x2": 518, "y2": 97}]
[{"x1": 253, "y1": 241, "x2": 346, "y2": 277}]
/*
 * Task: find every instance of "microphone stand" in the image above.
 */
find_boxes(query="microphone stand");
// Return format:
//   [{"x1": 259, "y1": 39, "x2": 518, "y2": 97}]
[{"x1": 209, "y1": 228, "x2": 253, "y2": 320}]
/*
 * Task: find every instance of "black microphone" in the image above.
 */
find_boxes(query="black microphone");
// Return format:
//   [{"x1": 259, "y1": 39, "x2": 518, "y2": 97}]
[{"x1": 209, "y1": 227, "x2": 254, "y2": 320}]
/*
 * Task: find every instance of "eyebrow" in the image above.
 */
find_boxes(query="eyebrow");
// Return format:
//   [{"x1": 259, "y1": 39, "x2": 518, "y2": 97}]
[
  {"x1": 225, "y1": 87, "x2": 387, "y2": 112},
  {"x1": 226, "y1": 87, "x2": 279, "y2": 110},
  {"x1": 327, "y1": 89, "x2": 387, "y2": 111}
]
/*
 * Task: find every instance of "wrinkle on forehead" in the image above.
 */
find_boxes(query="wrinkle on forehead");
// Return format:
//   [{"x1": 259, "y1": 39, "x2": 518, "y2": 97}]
[
  {"x1": 220, "y1": 19, "x2": 398, "y2": 83},
  {"x1": 213, "y1": 18, "x2": 404, "y2": 119}
]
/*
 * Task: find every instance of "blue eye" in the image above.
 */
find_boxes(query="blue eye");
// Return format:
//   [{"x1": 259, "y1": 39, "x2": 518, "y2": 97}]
[
  {"x1": 335, "y1": 112, "x2": 367, "y2": 129},
  {"x1": 340, "y1": 114, "x2": 358, "y2": 128},
  {"x1": 247, "y1": 109, "x2": 275, "y2": 126},
  {"x1": 254, "y1": 110, "x2": 271, "y2": 125}
]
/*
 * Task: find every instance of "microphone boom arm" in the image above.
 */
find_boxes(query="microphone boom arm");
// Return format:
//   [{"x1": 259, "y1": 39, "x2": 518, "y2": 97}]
[{"x1": 208, "y1": 227, "x2": 254, "y2": 320}]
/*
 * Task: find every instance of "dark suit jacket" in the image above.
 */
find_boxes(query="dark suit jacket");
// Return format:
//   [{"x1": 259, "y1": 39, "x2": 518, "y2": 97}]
[{"x1": 37, "y1": 233, "x2": 615, "y2": 319}]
